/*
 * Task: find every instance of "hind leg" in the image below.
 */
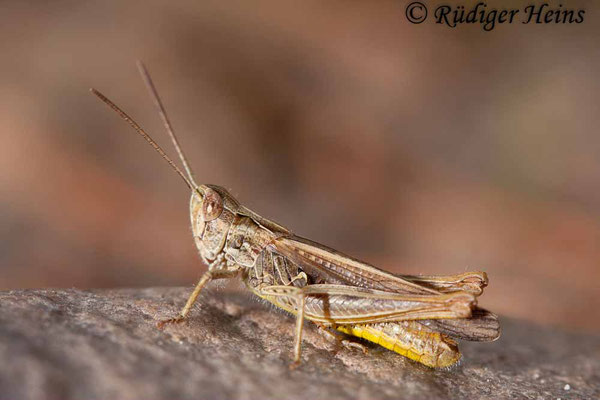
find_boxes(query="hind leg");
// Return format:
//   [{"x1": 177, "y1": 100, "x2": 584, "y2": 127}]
[{"x1": 315, "y1": 323, "x2": 368, "y2": 354}]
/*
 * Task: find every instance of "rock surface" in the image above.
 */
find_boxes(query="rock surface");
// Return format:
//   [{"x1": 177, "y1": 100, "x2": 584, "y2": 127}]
[{"x1": 0, "y1": 287, "x2": 598, "y2": 399}]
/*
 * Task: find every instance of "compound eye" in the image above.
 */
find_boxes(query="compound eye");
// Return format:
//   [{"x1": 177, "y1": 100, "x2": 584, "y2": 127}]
[{"x1": 201, "y1": 188, "x2": 224, "y2": 221}]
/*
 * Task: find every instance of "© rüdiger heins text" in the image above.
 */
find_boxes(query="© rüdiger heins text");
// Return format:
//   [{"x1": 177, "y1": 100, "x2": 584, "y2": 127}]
[{"x1": 434, "y1": 3, "x2": 585, "y2": 31}]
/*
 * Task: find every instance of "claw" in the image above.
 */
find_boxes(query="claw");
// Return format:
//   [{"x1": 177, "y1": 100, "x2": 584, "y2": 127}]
[
  {"x1": 289, "y1": 359, "x2": 301, "y2": 370},
  {"x1": 156, "y1": 316, "x2": 186, "y2": 329},
  {"x1": 341, "y1": 339, "x2": 368, "y2": 354}
]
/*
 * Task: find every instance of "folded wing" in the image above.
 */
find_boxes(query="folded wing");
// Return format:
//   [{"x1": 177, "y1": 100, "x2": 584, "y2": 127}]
[{"x1": 272, "y1": 235, "x2": 500, "y2": 341}]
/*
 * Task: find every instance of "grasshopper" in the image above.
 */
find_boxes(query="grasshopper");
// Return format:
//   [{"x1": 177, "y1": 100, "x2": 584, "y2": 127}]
[{"x1": 91, "y1": 62, "x2": 500, "y2": 368}]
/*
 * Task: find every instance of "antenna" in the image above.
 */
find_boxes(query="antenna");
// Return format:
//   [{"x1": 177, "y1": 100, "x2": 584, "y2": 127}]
[
  {"x1": 90, "y1": 88, "x2": 195, "y2": 190},
  {"x1": 136, "y1": 61, "x2": 198, "y2": 188}
]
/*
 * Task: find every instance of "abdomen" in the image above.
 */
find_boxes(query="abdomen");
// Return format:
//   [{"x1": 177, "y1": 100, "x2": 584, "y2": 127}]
[{"x1": 336, "y1": 321, "x2": 461, "y2": 368}]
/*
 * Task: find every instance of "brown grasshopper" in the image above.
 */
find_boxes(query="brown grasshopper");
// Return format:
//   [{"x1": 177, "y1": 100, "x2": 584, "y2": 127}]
[{"x1": 91, "y1": 62, "x2": 500, "y2": 368}]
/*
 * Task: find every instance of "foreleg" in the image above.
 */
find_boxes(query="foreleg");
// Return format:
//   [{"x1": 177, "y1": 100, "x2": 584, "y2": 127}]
[{"x1": 157, "y1": 268, "x2": 240, "y2": 328}]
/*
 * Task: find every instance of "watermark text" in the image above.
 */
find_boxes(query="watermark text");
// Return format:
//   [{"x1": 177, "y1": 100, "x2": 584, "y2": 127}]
[{"x1": 406, "y1": 2, "x2": 585, "y2": 31}]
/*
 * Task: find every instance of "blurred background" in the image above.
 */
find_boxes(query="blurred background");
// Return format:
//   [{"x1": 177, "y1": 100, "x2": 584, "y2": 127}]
[{"x1": 1, "y1": 0, "x2": 598, "y2": 333}]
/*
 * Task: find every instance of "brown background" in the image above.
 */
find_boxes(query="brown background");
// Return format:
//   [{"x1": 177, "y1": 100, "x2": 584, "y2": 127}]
[{"x1": 1, "y1": 0, "x2": 598, "y2": 333}]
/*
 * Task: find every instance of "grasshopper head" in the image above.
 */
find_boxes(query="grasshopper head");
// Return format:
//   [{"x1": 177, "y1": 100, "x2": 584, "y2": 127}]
[{"x1": 190, "y1": 184, "x2": 241, "y2": 263}]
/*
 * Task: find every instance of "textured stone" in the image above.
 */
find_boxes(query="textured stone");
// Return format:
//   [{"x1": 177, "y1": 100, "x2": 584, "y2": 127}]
[{"x1": 0, "y1": 287, "x2": 598, "y2": 399}]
